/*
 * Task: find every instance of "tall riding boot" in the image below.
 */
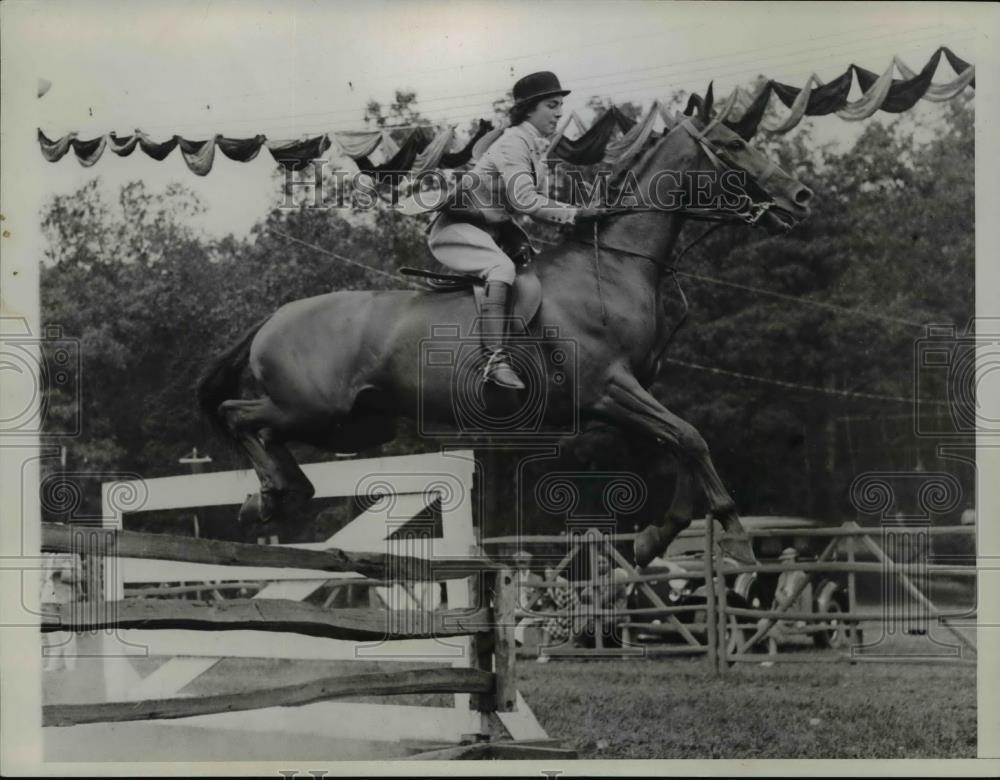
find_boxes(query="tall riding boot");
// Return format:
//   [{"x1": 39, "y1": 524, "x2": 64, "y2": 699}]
[{"x1": 480, "y1": 281, "x2": 526, "y2": 390}]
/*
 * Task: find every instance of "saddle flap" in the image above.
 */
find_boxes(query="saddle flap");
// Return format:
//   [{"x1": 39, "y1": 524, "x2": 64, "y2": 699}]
[{"x1": 398, "y1": 266, "x2": 542, "y2": 332}]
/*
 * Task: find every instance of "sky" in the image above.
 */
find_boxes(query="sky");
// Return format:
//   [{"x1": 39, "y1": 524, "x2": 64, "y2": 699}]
[{"x1": 11, "y1": 0, "x2": 986, "y2": 239}]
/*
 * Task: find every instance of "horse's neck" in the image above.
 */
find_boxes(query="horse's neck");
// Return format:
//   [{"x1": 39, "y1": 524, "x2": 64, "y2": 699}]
[
  {"x1": 544, "y1": 211, "x2": 683, "y2": 316},
  {"x1": 597, "y1": 211, "x2": 682, "y2": 267}
]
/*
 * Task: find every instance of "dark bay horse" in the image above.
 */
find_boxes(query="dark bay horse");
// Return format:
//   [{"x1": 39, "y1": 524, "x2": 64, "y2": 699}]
[{"x1": 198, "y1": 91, "x2": 813, "y2": 565}]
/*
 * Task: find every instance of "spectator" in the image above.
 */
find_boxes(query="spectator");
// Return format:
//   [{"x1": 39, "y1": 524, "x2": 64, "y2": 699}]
[
  {"x1": 512, "y1": 550, "x2": 546, "y2": 651},
  {"x1": 535, "y1": 565, "x2": 581, "y2": 663},
  {"x1": 577, "y1": 554, "x2": 631, "y2": 647},
  {"x1": 512, "y1": 550, "x2": 544, "y2": 611},
  {"x1": 772, "y1": 547, "x2": 808, "y2": 635}
]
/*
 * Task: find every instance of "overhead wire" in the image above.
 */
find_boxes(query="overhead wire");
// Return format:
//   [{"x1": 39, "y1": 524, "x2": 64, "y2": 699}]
[
  {"x1": 103, "y1": 18, "x2": 873, "y2": 116},
  {"x1": 110, "y1": 28, "x2": 971, "y2": 138},
  {"x1": 265, "y1": 227, "x2": 424, "y2": 290},
  {"x1": 660, "y1": 357, "x2": 949, "y2": 406},
  {"x1": 674, "y1": 271, "x2": 931, "y2": 329}
]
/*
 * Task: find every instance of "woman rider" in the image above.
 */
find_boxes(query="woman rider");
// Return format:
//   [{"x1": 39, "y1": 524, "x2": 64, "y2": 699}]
[{"x1": 427, "y1": 71, "x2": 605, "y2": 389}]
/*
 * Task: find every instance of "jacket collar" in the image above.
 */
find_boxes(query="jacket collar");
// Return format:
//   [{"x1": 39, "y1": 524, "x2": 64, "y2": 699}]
[{"x1": 512, "y1": 121, "x2": 550, "y2": 155}]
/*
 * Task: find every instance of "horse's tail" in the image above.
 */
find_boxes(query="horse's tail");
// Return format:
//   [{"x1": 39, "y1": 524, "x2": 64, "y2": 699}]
[{"x1": 196, "y1": 317, "x2": 270, "y2": 442}]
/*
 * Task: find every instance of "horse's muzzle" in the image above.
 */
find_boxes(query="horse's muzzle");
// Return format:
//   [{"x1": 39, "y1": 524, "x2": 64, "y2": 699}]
[{"x1": 761, "y1": 200, "x2": 810, "y2": 234}]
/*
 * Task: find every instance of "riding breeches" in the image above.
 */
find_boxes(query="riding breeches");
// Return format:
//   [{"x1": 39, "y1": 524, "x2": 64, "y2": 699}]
[{"x1": 426, "y1": 212, "x2": 517, "y2": 285}]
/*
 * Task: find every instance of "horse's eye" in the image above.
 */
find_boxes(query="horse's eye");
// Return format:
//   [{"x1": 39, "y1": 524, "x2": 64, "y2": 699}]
[{"x1": 726, "y1": 140, "x2": 745, "y2": 151}]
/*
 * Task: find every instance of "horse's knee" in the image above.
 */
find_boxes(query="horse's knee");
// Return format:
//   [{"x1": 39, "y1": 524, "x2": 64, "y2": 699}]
[
  {"x1": 657, "y1": 420, "x2": 708, "y2": 461},
  {"x1": 220, "y1": 398, "x2": 287, "y2": 433},
  {"x1": 219, "y1": 399, "x2": 258, "y2": 431}
]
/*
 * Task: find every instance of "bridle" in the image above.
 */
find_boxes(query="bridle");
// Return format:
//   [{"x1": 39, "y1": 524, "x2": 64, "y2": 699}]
[{"x1": 573, "y1": 115, "x2": 780, "y2": 335}]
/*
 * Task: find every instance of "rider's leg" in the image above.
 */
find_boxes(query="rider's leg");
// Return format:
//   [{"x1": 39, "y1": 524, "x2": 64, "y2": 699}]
[
  {"x1": 480, "y1": 264, "x2": 524, "y2": 390},
  {"x1": 427, "y1": 215, "x2": 524, "y2": 389}
]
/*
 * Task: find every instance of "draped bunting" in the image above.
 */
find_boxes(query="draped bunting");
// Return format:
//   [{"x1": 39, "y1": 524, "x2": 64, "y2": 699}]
[
  {"x1": 410, "y1": 126, "x2": 455, "y2": 177},
  {"x1": 266, "y1": 135, "x2": 333, "y2": 171},
  {"x1": 603, "y1": 100, "x2": 664, "y2": 169},
  {"x1": 551, "y1": 106, "x2": 635, "y2": 165},
  {"x1": 355, "y1": 127, "x2": 434, "y2": 183},
  {"x1": 440, "y1": 119, "x2": 494, "y2": 167},
  {"x1": 723, "y1": 46, "x2": 974, "y2": 139},
  {"x1": 138, "y1": 133, "x2": 179, "y2": 161},
  {"x1": 37, "y1": 46, "x2": 974, "y2": 175},
  {"x1": 545, "y1": 112, "x2": 583, "y2": 158},
  {"x1": 38, "y1": 129, "x2": 73, "y2": 162},
  {"x1": 217, "y1": 135, "x2": 266, "y2": 162},
  {"x1": 177, "y1": 137, "x2": 216, "y2": 176},
  {"x1": 332, "y1": 129, "x2": 387, "y2": 159},
  {"x1": 470, "y1": 121, "x2": 507, "y2": 162},
  {"x1": 893, "y1": 55, "x2": 975, "y2": 101},
  {"x1": 108, "y1": 132, "x2": 139, "y2": 156}
]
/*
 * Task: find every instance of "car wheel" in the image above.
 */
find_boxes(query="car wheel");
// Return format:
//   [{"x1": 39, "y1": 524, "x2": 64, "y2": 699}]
[{"x1": 813, "y1": 597, "x2": 846, "y2": 649}]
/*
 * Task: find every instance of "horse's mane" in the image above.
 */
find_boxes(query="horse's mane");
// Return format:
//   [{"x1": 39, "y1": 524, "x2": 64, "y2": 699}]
[
  {"x1": 563, "y1": 86, "x2": 723, "y2": 239},
  {"x1": 602, "y1": 89, "x2": 712, "y2": 201}
]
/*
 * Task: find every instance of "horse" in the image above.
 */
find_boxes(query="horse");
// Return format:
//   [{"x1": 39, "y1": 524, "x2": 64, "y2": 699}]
[{"x1": 197, "y1": 87, "x2": 813, "y2": 566}]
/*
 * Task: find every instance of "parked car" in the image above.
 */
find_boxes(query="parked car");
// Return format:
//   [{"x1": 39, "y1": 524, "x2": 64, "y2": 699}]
[
  {"x1": 627, "y1": 516, "x2": 857, "y2": 651},
  {"x1": 624, "y1": 551, "x2": 753, "y2": 654}
]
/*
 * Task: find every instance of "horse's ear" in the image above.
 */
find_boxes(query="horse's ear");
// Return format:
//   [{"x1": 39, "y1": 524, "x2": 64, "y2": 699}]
[
  {"x1": 703, "y1": 82, "x2": 715, "y2": 119},
  {"x1": 683, "y1": 93, "x2": 701, "y2": 117}
]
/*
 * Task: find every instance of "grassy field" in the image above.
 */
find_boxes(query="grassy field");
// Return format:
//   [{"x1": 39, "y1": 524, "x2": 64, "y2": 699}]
[
  {"x1": 44, "y1": 621, "x2": 976, "y2": 761},
  {"x1": 520, "y1": 650, "x2": 976, "y2": 759}
]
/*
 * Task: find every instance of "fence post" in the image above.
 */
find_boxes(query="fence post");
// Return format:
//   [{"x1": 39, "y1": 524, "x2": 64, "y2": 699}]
[
  {"x1": 845, "y1": 524, "x2": 858, "y2": 647},
  {"x1": 703, "y1": 515, "x2": 719, "y2": 674},
  {"x1": 715, "y1": 533, "x2": 728, "y2": 674},
  {"x1": 469, "y1": 562, "x2": 496, "y2": 727},
  {"x1": 492, "y1": 568, "x2": 518, "y2": 713},
  {"x1": 588, "y1": 529, "x2": 603, "y2": 651}
]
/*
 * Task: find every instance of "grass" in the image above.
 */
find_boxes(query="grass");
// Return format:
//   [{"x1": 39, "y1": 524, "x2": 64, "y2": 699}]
[
  {"x1": 519, "y1": 651, "x2": 976, "y2": 759},
  {"x1": 48, "y1": 622, "x2": 974, "y2": 759}
]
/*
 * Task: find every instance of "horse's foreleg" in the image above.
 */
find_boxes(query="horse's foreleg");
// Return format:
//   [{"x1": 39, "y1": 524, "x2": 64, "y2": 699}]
[
  {"x1": 593, "y1": 370, "x2": 754, "y2": 565},
  {"x1": 220, "y1": 399, "x2": 316, "y2": 528},
  {"x1": 632, "y1": 466, "x2": 696, "y2": 567}
]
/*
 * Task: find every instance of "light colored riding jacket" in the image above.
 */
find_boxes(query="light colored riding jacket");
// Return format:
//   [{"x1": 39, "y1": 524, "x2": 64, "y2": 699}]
[{"x1": 453, "y1": 121, "x2": 578, "y2": 226}]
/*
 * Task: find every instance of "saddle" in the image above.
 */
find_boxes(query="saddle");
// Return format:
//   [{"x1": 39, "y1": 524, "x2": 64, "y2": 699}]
[
  {"x1": 400, "y1": 265, "x2": 543, "y2": 336},
  {"x1": 400, "y1": 218, "x2": 543, "y2": 334}
]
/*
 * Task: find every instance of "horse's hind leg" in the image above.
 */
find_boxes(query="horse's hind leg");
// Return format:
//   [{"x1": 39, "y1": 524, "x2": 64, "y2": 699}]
[{"x1": 219, "y1": 398, "x2": 316, "y2": 527}]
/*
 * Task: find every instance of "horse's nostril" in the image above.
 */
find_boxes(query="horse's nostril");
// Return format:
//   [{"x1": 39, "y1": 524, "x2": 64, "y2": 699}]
[{"x1": 795, "y1": 187, "x2": 813, "y2": 205}]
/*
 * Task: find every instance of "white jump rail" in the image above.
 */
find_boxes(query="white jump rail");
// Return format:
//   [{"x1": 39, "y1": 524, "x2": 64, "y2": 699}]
[{"x1": 43, "y1": 450, "x2": 552, "y2": 753}]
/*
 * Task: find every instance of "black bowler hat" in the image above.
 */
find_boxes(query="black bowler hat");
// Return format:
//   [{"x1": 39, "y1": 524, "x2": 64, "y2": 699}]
[{"x1": 512, "y1": 71, "x2": 570, "y2": 106}]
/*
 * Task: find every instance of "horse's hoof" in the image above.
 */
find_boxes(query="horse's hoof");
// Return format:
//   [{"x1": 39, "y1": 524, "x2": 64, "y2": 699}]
[
  {"x1": 239, "y1": 491, "x2": 281, "y2": 527},
  {"x1": 238, "y1": 492, "x2": 264, "y2": 525},
  {"x1": 718, "y1": 533, "x2": 756, "y2": 565},
  {"x1": 634, "y1": 525, "x2": 666, "y2": 567}
]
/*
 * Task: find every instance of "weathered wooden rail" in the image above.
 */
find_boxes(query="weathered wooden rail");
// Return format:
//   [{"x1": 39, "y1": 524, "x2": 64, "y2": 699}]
[{"x1": 41, "y1": 520, "x2": 572, "y2": 760}]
